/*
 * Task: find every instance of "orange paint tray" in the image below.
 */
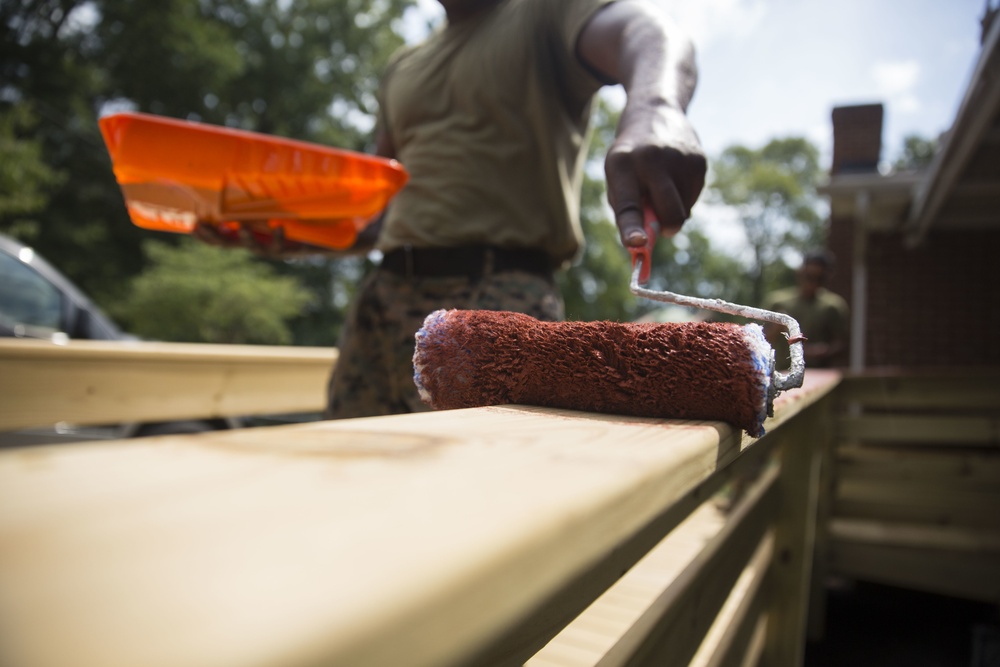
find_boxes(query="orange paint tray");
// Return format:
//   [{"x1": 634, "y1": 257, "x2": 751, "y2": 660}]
[{"x1": 98, "y1": 112, "x2": 408, "y2": 250}]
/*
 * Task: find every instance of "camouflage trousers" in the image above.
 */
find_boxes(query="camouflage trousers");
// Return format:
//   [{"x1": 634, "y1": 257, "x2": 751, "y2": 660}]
[{"x1": 325, "y1": 267, "x2": 563, "y2": 419}]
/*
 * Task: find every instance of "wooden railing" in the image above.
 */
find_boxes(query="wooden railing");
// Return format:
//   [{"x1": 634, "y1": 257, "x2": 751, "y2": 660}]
[
  {"x1": 0, "y1": 347, "x2": 841, "y2": 667},
  {"x1": 4, "y1": 345, "x2": 995, "y2": 666},
  {"x1": 814, "y1": 371, "x2": 1000, "y2": 608},
  {"x1": 0, "y1": 337, "x2": 336, "y2": 431}
]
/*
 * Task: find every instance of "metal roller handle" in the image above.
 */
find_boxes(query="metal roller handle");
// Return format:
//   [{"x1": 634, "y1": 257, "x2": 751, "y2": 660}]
[{"x1": 629, "y1": 259, "x2": 805, "y2": 392}]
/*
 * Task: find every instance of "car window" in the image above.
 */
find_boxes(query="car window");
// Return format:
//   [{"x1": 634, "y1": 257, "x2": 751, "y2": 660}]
[{"x1": 0, "y1": 250, "x2": 64, "y2": 332}]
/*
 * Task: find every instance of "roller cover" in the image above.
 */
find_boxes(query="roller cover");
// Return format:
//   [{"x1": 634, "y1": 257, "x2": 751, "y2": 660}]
[{"x1": 413, "y1": 309, "x2": 775, "y2": 437}]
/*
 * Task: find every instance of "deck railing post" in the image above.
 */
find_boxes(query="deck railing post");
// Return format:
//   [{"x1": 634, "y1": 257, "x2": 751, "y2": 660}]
[
  {"x1": 760, "y1": 397, "x2": 829, "y2": 667},
  {"x1": 805, "y1": 389, "x2": 840, "y2": 643}
]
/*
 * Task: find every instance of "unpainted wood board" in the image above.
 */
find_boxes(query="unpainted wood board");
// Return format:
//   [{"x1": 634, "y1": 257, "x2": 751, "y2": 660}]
[
  {"x1": 836, "y1": 478, "x2": 1000, "y2": 516},
  {"x1": 760, "y1": 405, "x2": 825, "y2": 667},
  {"x1": 838, "y1": 374, "x2": 1000, "y2": 410},
  {"x1": 0, "y1": 407, "x2": 738, "y2": 667},
  {"x1": 0, "y1": 371, "x2": 839, "y2": 667},
  {"x1": 0, "y1": 338, "x2": 336, "y2": 429},
  {"x1": 830, "y1": 518, "x2": 1000, "y2": 552},
  {"x1": 837, "y1": 414, "x2": 1000, "y2": 445},
  {"x1": 828, "y1": 541, "x2": 1000, "y2": 603},
  {"x1": 689, "y1": 530, "x2": 772, "y2": 667},
  {"x1": 836, "y1": 445, "x2": 1000, "y2": 488},
  {"x1": 832, "y1": 499, "x2": 1000, "y2": 531},
  {"x1": 526, "y1": 501, "x2": 728, "y2": 666},
  {"x1": 594, "y1": 465, "x2": 778, "y2": 667}
]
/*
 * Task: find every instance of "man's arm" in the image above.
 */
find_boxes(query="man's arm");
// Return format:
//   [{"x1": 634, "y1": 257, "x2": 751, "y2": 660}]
[{"x1": 577, "y1": 1, "x2": 706, "y2": 249}]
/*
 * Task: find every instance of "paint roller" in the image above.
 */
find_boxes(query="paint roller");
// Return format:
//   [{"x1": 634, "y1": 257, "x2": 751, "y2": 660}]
[{"x1": 412, "y1": 221, "x2": 805, "y2": 437}]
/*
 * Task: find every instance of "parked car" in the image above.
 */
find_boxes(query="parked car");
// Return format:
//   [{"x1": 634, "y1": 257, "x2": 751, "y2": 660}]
[
  {"x1": 0, "y1": 233, "x2": 128, "y2": 341},
  {"x1": 0, "y1": 233, "x2": 240, "y2": 444}
]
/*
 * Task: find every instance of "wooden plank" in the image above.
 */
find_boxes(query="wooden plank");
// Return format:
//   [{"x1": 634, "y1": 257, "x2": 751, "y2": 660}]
[
  {"x1": 836, "y1": 446, "x2": 1000, "y2": 488},
  {"x1": 806, "y1": 396, "x2": 838, "y2": 642},
  {"x1": 692, "y1": 531, "x2": 773, "y2": 667},
  {"x1": 833, "y1": 498, "x2": 1000, "y2": 531},
  {"x1": 835, "y1": 477, "x2": 1000, "y2": 529},
  {"x1": 464, "y1": 371, "x2": 842, "y2": 667},
  {"x1": 734, "y1": 614, "x2": 768, "y2": 667},
  {"x1": 761, "y1": 401, "x2": 826, "y2": 667},
  {"x1": 822, "y1": 371, "x2": 1000, "y2": 618},
  {"x1": 0, "y1": 338, "x2": 337, "y2": 430},
  {"x1": 832, "y1": 441, "x2": 1000, "y2": 557},
  {"x1": 838, "y1": 374, "x2": 1000, "y2": 410},
  {"x1": 593, "y1": 465, "x2": 778, "y2": 666},
  {"x1": 0, "y1": 372, "x2": 840, "y2": 667},
  {"x1": 830, "y1": 518, "x2": 1000, "y2": 552},
  {"x1": 837, "y1": 414, "x2": 1000, "y2": 445},
  {"x1": 526, "y1": 502, "x2": 728, "y2": 667},
  {"x1": 828, "y1": 541, "x2": 1000, "y2": 603}
]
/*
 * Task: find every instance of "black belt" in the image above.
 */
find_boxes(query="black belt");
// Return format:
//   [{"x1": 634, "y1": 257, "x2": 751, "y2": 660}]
[{"x1": 380, "y1": 245, "x2": 553, "y2": 280}]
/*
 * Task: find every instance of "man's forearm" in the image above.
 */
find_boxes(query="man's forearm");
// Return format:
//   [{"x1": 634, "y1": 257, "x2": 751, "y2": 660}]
[{"x1": 578, "y1": 1, "x2": 697, "y2": 111}]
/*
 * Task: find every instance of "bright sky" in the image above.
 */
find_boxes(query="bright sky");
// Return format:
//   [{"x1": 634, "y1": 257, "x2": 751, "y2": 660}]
[{"x1": 402, "y1": 0, "x2": 988, "y2": 166}]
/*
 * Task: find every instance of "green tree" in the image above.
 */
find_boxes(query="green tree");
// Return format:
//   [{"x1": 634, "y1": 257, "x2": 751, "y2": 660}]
[
  {"x1": 0, "y1": 103, "x2": 63, "y2": 227},
  {"x1": 707, "y1": 137, "x2": 824, "y2": 306},
  {"x1": 114, "y1": 239, "x2": 310, "y2": 344},
  {"x1": 893, "y1": 134, "x2": 938, "y2": 171}
]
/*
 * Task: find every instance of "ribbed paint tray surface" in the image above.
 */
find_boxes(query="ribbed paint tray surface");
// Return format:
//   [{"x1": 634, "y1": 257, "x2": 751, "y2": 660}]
[{"x1": 99, "y1": 112, "x2": 408, "y2": 250}]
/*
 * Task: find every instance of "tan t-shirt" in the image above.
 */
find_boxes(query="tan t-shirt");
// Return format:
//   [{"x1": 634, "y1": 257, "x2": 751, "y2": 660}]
[{"x1": 376, "y1": 0, "x2": 614, "y2": 267}]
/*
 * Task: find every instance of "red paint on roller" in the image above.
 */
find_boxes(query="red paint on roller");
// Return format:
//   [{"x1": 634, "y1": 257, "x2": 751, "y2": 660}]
[{"x1": 413, "y1": 309, "x2": 774, "y2": 437}]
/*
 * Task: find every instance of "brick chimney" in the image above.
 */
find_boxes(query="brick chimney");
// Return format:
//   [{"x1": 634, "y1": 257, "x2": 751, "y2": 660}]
[{"x1": 831, "y1": 104, "x2": 884, "y2": 174}]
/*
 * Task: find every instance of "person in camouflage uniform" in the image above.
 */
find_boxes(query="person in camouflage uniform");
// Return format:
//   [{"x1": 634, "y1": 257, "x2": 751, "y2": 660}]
[{"x1": 323, "y1": 0, "x2": 706, "y2": 418}]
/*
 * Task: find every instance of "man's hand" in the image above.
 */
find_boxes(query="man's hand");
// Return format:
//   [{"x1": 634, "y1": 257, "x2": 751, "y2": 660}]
[{"x1": 606, "y1": 102, "x2": 705, "y2": 248}]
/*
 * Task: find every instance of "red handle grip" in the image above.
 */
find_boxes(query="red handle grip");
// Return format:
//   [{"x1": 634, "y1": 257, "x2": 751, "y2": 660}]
[{"x1": 628, "y1": 207, "x2": 660, "y2": 285}]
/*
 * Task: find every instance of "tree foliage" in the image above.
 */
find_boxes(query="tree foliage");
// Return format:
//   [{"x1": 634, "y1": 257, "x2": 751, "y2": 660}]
[
  {"x1": 893, "y1": 134, "x2": 938, "y2": 171},
  {"x1": 0, "y1": 103, "x2": 63, "y2": 222},
  {"x1": 1, "y1": 0, "x2": 410, "y2": 343},
  {"x1": 114, "y1": 239, "x2": 311, "y2": 344},
  {"x1": 707, "y1": 137, "x2": 824, "y2": 306}
]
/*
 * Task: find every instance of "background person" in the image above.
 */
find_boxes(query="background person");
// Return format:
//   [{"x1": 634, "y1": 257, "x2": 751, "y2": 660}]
[{"x1": 764, "y1": 250, "x2": 850, "y2": 370}]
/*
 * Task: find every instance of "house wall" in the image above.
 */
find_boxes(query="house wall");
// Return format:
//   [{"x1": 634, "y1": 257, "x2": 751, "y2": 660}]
[
  {"x1": 866, "y1": 228, "x2": 1000, "y2": 367},
  {"x1": 826, "y1": 102, "x2": 1000, "y2": 369},
  {"x1": 829, "y1": 218, "x2": 1000, "y2": 368}
]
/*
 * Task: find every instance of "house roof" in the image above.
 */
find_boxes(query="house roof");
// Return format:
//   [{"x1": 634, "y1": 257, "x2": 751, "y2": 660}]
[
  {"x1": 904, "y1": 7, "x2": 1000, "y2": 244},
  {"x1": 820, "y1": 9, "x2": 1000, "y2": 244}
]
